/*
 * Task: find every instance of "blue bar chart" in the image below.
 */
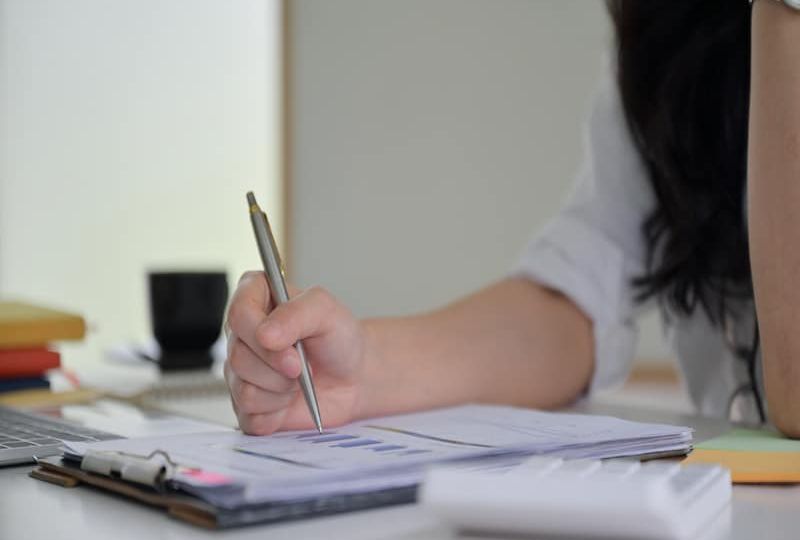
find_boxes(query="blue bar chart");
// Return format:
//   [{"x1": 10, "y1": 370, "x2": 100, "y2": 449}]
[
  {"x1": 233, "y1": 429, "x2": 440, "y2": 468},
  {"x1": 294, "y1": 431, "x2": 432, "y2": 456}
]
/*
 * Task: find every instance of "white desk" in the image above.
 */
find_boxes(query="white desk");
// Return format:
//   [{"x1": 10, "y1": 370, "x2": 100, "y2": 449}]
[{"x1": 2, "y1": 403, "x2": 800, "y2": 540}]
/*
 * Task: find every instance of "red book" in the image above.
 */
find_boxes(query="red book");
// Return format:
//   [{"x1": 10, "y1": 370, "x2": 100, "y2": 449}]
[{"x1": 0, "y1": 347, "x2": 60, "y2": 378}]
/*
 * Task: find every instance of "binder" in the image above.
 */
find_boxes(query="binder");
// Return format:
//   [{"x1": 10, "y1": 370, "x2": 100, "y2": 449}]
[{"x1": 31, "y1": 452, "x2": 416, "y2": 529}]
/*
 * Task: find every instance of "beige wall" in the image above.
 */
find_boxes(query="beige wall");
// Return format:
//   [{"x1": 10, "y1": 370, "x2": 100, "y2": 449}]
[{"x1": 288, "y1": 0, "x2": 670, "y2": 362}]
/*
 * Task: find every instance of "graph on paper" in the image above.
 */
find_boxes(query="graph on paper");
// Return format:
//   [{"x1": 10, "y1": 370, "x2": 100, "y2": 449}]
[{"x1": 231, "y1": 423, "x2": 496, "y2": 471}]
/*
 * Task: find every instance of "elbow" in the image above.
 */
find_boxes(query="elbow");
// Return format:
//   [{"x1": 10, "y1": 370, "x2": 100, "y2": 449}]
[
  {"x1": 767, "y1": 385, "x2": 800, "y2": 438},
  {"x1": 771, "y1": 409, "x2": 800, "y2": 440},
  {"x1": 761, "y1": 354, "x2": 800, "y2": 438},
  {"x1": 757, "y1": 331, "x2": 800, "y2": 437}
]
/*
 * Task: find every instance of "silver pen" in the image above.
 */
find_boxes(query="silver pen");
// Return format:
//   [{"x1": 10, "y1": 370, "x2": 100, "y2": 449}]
[{"x1": 246, "y1": 191, "x2": 323, "y2": 433}]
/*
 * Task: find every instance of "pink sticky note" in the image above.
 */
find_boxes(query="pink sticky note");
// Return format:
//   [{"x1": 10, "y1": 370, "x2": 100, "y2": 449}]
[{"x1": 180, "y1": 468, "x2": 232, "y2": 486}]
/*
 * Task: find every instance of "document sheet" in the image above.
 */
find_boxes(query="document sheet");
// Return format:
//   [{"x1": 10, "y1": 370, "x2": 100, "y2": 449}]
[{"x1": 63, "y1": 404, "x2": 692, "y2": 508}]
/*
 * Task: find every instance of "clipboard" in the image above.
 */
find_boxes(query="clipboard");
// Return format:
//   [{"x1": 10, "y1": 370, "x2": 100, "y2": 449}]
[
  {"x1": 30, "y1": 454, "x2": 416, "y2": 529},
  {"x1": 27, "y1": 404, "x2": 697, "y2": 528}
]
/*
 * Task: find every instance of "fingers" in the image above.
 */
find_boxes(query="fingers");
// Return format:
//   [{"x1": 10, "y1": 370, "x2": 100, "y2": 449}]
[
  {"x1": 226, "y1": 272, "x2": 292, "y2": 376},
  {"x1": 226, "y1": 271, "x2": 310, "y2": 377},
  {"x1": 225, "y1": 336, "x2": 299, "y2": 434},
  {"x1": 228, "y1": 336, "x2": 298, "y2": 394},
  {"x1": 256, "y1": 286, "x2": 339, "y2": 352},
  {"x1": 227, "y1": 374, "x2": 292, "y2": 434},
  {"x1": 226, "y1": 273, "x2": 269, "y2": 344},
  {"x1": 230, "y1": 373, "x2": 295, "y2": 415},
  {"x1": 225, "y1": 274, "x2": 352, "y2": 435}
]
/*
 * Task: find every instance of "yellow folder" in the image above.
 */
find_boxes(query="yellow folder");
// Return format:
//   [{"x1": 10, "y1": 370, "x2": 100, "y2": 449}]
[{"x1": 0, "y1": 301, "x2": 86, "y2": 347}]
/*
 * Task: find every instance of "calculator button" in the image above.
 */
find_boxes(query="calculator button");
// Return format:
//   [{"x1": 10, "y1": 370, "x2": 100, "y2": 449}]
[
  {"x1": 557, "y1": 459, "x2": 601, "y2": 476},
  {"x1": 517, "y1": 456, "x2": 563, "y2": 477},
  {"x1": 639, "y1": 461, "x2": 681, "y2": 477},
  {"x1": 601, "y1": 459, "x2": 640, "y2": 477},
  {"x1": 670, "y1": 465, "x2": 721, "y2": 498}
]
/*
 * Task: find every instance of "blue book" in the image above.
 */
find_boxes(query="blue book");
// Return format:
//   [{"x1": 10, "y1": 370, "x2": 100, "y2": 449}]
[{"x1": 0, "y1": 376, "x2": 50, "y2": 393}]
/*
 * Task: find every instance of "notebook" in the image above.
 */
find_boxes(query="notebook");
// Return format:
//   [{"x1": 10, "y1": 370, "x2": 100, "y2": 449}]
[{"x1": 130, "y1": 370, "x2": 236, "y2": 427}]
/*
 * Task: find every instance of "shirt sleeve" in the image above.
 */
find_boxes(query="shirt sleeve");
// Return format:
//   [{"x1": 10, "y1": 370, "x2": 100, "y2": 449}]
[{"x1": 513, "y1": 76, "x2": 655, "y2": 393}]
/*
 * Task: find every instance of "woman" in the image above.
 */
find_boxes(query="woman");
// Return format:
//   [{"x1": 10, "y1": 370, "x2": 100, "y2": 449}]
[{"x1": 223, "y1": 0, "x2": 800, "y2": 437}]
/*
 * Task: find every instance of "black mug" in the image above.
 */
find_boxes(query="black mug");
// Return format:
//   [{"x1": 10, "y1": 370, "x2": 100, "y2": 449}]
[{"x1": 148, "y1": 271, "x2": 228, "y2": 371}]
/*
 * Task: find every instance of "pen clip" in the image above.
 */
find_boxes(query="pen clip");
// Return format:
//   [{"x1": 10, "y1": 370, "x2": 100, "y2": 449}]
[{"x1": 261, "y1": 210, "x2": 287, "y2": 280}]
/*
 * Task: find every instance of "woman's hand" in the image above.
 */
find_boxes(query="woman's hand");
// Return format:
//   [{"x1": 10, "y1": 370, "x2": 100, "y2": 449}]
[{"x1": 224, "y1": 271, "x2": 366, "y2": 435}]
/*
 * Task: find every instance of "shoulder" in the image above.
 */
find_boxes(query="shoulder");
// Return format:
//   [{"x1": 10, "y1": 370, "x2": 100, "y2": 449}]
[{"x1": 564, "y1": 70, "x2": 653, "y2": 234}]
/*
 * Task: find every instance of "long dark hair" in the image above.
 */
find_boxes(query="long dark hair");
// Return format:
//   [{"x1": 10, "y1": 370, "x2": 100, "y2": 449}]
[{"x1": 607, "y1": 1, "x2": 753, "y2": 324}]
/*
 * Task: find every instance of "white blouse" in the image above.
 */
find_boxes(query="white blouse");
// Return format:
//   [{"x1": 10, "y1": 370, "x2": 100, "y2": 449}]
[{"x1": 514, "y1": 76, "x2": 762, "y2": 423}]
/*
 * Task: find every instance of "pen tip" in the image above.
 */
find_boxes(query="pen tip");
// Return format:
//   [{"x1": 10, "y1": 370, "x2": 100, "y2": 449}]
[{"x1": 246, "y1": 191, "x2": 256, "y2": 206}]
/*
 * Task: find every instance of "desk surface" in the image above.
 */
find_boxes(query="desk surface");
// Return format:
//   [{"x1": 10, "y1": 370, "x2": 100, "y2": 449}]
[{"x1": 2, "y1": 403, "x2": 799, "y2": 540}]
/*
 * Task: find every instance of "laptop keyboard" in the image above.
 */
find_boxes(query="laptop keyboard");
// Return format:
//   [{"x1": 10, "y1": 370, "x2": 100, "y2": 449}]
[{"x1": 0, "y1": 406, "x2": 118, "y2": 454}]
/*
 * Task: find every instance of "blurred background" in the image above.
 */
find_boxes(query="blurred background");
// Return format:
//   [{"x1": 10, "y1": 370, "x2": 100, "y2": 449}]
[
  {"x1": 0, "y1": 0, "x2": 685, "y2": 409},
  {"x1": 0, "y1": 0, "x2": 282, "y2": 365}
]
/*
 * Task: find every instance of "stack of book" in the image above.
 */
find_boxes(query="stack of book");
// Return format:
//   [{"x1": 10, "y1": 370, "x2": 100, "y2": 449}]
[{"x1": 0, "y1": 301, "x2": 86, "y2": 394}]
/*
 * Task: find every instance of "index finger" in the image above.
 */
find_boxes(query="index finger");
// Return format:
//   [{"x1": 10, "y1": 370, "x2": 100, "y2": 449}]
[{"x1": 225, "y1": 271, "x2": 273, "y2": 359}]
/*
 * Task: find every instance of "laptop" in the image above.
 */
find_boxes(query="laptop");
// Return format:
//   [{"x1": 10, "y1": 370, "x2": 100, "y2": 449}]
[{"x1": 0, "y1": 404, "x2": 121, "y2": 466}]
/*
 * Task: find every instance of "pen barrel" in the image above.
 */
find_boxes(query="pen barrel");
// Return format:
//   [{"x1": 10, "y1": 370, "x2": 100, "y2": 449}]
[
  {"x1": 295, "y1": 341, "x2": 322, "y2": 427},
  {"x1": 248, "y1": 199, "x2": 323, "y2": 431},
  {"x1": 250, "y1": 212, "x2": 289, "y2": 305}
]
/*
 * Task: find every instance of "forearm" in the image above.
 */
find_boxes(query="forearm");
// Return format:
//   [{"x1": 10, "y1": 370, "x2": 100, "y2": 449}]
[
  {"x1": 749, "y1": 0, "x2": 800, "y2": 436},
  {"x1": 354, "y1": 277, "x2": 594, "y2": 419}
]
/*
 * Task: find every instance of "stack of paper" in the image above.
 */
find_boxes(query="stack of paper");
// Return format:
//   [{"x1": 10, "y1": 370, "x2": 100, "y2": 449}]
[{"x1": 63, "y1": 404, "x2": 692, "y2": 508}]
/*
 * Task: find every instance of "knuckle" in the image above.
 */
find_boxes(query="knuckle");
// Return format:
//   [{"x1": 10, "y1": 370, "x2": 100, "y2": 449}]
[
  {"x1": 228, "y1": 393, "x2": 239, "y2": 416},
  {"x1": 236, "y1": 381, "x2": 263, "y2": 414},
  {"x1": 260, "y1": 350, "x2": 282, "y2": 371},
  {"x1": 226, "y1": 301, "x2": 247, "y2": 333},
  {"x1": 224, "y1": 362, "x2": 238, "y2": 392},
  {"x1": 237, "y1": 413, "x2": 259, "y2": 434},
  {"x1": 307, "y1": 285, "x2": 336, "y2": 313},
  {"x1": 243, "y1": 414, "x2": 279, "y2": 436},
  {"x1": 273, "y1": 372, "x2": 296, "y2": 393},
  {"x1": 306, "y1": 285, "x2": 328, "y2": 301},
  {"x1": 227, "y1": 342, "x2": 248, "y2": 374},
  {"x1": 287, "y1": 282, "x2": 302, "y2": 298},
  {"x1": 223, "y1": 358, "x2": 233, "y2": 384},
  {"x1": 257, "y1": 355, "x2": 296, "y2": 394},
  {"x1": 226, "y1": 330, "x2": 237, "y2": 356}
]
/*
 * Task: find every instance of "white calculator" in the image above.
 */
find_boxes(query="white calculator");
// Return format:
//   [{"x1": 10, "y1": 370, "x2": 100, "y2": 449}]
[{"x1": 420, "y1": 456, "x2": 731, "y2": 540}]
